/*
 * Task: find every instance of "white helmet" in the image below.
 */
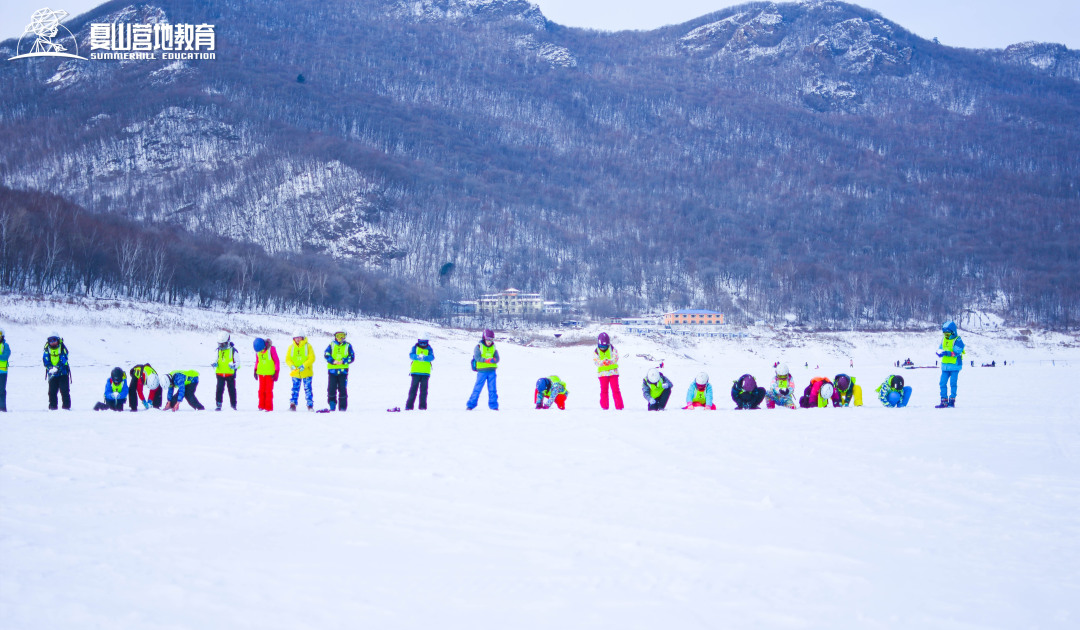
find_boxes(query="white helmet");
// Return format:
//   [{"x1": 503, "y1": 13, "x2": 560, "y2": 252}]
[
  {"x1": 695, "y1": 372, "x2": 709, "y2": 386},
  {"x1": 775, "y1": 363, "x2": 790, "y2": 377},
  {"x1": 646, "y1": 368, "x2": 661, "y2": 384},
  {"x1": 217, "y1": 332, "x2": 230, "y2": 344},
  {"x1": 293, "y1": 332, "x2": 306, "y2": 340},
  {"x1": 820, "y1": 382, "x2": 834, "y2": 399},
  {"x1": 146, "y1": 373, "x2": 160, "y2": 389},
  {"x1": 418, "y1": 331, "x2": 433, "y2": 343}
]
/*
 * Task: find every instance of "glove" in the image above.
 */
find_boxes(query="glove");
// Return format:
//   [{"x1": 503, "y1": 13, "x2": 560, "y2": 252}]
[
  {"x1": 935, "y1": 352, "x2": 944, "y2": 357},
  {"x1": 211, "y1": 362, "x2": 217, "y2": 368},
  {"x1": 142, "y1": 400, "x2": 151, "y2": 410},
  {"x1": 48, "y1": 367, "x2": 59, "y2": 377},
  {"x1": 229, "y1": 363, "x2": 237, "y2": 370}
]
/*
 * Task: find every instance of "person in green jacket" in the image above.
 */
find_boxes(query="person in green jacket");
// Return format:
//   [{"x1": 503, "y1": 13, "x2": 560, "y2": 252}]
[{"x1": 406, "y1": 333, "x2": 434, "y2": 410}]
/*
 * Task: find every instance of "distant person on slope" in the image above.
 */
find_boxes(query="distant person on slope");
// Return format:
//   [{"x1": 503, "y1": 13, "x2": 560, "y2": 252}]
[
  {"x1": 643, "y1": 368, "x2": 673, "y2": 410},
  {"x1": 165, "y1": 370, "x2": 204, "y2": 411},
  {"x1": 42, "y1": 332, "x2": 71, "y2": 410},
  {"x1": 765, "y1": 364, "x2": 797, "y2": 409},
  {"x1": 325, "y1": 330, "x2": 354, "y2": 411},
  {"x1": 594, "y1": 332, "x2": 624, "y2": 410},
  {"x1": 94, "y1": 367, "x2": 128, "y2": 411},
  {"x1": 683, "y1": 372, "x2": 716, "y2": 410},
  {"x1": 467, "y1": 329, "x2": 499, "y2": 411},
  {"x1": 731, "y1": 374, "x2": 766, "y2": 410},
  {"x1": 212, "y1": 333, "x2": 241, "y2": 411},
  {"x1": 877, "y1": 375, "x2": 911, "y2": 408},
  {"x1": 0, "y1": 327, "x2": 9, "y2": 412},
  {"x1": 534, "y1": 375, "x2": 568, "y2": 410},
  {"x1": 406, "y1": 333, "x2": 434, "y2": 411},
  {"x1": 128, "y1": 364, "x2": 161, "y2": 411},
  {"x1": 799, "y1": 376, "x2": 840, "y2": 408},
  {"x1": 833, "y1": 373, "x2": 862, "y2": 407},
  {"x1": 935, "y1": 320, "x2": 965, "y2": 408},
  {"x1": 254, "y1": 338, "x2": 280, "y2": 411},
  {"x1": 286, "y1": 332, "x2": 315, "y2": 412}
]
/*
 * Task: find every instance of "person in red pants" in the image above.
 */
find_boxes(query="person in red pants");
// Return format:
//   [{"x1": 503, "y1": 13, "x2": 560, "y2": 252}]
[
  {"x1": 253, "y1": 337, "x2": 279, "y2": 411},
  {"x1": 594, "y1": 332, "x2": 624, "y2": 410}
]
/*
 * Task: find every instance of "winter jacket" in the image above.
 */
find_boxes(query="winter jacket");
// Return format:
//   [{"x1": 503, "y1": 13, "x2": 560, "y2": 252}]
[
  {"x1": 472, "y1": 342, "x2": 499, "y2": 370},
  {"x1": 167, "y1": 370, "x2": 199, "y2": 402},
  {"x1": 129, "y1": 364, "x2": 158, "y2": 402},
  {"x1": 409, "y1": 343, "x2": 434, "y2": 375},
  {"x1": 285, "y1": 339, "x2": 315, "y2": 378},
  {"x1": 42, "y1": 340, "x2": 70, "y2": 377},
  {"x1": 325, "y1": 341, "x2": 354, "y2": 373},
  {"x1": 642, "y1": 374, "x2": 673, "y2": 400},
  {"x1": 594, "y1": 345, "x2": 620, "y2": 376},
  {"x1": 768, "y1": 374, "x2": 796, "y2": 401},
  {"x1": 802, "y1": 377, "x2": 840, "y2": 408},
  {"x1": 938, "y1": 322, "x2": 965, "y2": 373},
  {"x1": 835, "y1": 377, "x2": 863, "y2": 407},
  {"x1": 876, "y1": 378, "x2": 905, "y2": 407},
  {"x1": 685, "y1": 382, "x2": 714, "y2": 406},
  {"x1": 103, "y1": 376, "x2": 129, "y2": 402}
]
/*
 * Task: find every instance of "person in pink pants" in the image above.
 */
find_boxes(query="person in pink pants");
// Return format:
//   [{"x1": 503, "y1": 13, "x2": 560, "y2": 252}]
[{"x1": 594, "y1": 332, "x2": 624, "y2": 410}]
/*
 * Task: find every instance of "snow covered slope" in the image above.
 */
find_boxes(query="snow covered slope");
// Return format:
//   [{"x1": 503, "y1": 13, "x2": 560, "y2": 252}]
[{"x1": 1, "y1": 298, "x2": 1078, "y2": 628}]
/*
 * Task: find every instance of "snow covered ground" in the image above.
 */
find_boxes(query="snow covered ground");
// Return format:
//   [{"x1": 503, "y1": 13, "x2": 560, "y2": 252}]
[{"x1": 2, "y1": 298, "x2": 1079, "y2": 629}]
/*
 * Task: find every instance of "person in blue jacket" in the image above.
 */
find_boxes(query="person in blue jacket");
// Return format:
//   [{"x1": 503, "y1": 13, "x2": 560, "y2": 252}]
[
  {"x1": 935, "y1": 320, "x2": 965, "y2": 408},
  {"x1": 42, "y1": 332, "x2": 71, "y2": 410},
  {"x1": 877, "y1": 375, "x2": 912, "y2": 408},
  {"x1": 467, "y1": 329, "x2": 499, "y2": 410},
  {"x1": 0, "y1": 327, "x2": 9, "y2": 412},
  {"x1": 406, "y1": 333, "x2": 434, "y2": 410},
  {"x1": 94, "y1": 367, "x2": 128, "y2": 411}
]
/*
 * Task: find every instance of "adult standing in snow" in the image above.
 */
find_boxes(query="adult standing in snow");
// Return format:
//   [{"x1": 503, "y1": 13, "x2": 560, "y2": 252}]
[
  {"x1": 405, "y1": 333, "x2": 434, "y2": 411},
  {"x1": 935, "y1": 320, "x2": 965, "y2": 408},
  {"x1": 213, "y1": 333, "x2": 241, "y2": 411},
  {"x1": 254, "y1": 338, "x2": 280, "y2": 411},
  {"x1": 642, "y1": 368, "x2": 672, "y2": 411},
  {"x1": 42, "y1": 332, "x2": 71, "y2": 410},
  {"x1": 731, "y1": 374, "x2": 766, "y2": 410},
  {"x1": 765, "y1": 364, "x2": 797, "y2": 409},
  {"x1": 683, "y1": 372, "x2": 715, "y2": 410},
  {"x1": 325, "y1": 330, "x2": 354, "y2": 411},
  {"x1": 0, "y1": 327, "x2": 9, "y2": 411},
  {"x1": 466, "y1": 329, "x2": 499, "y2": 411},
  {"x1": 127, "y1": 364, "x2": 160, "y2": 411},
  {"x1": 165, "y1": 370, "x2": 204, "y2": 411},
  {"x1": 877, "y1": 375, "x2": 911, "y2": 408},
  {"x1": 94, "y1": 367, "x2": 128, "y2": 411},
  {"x1": 286, "y1": 332, "x2": 315, "y2": 412},
  {"x1": 594, "y1": 332, "x2": 624, "y2": 410}
]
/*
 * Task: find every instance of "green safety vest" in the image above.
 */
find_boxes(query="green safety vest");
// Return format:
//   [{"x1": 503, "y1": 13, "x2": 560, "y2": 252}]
[
  {"x1": 941, "y1": 335, "x2": 959, "y2": 364},
  {"x1": 256, "y1": 349, "x2": 276, "y2": 376},
  {"x1": 550, "y1": 376, "x2": 568, "y2": 395},
  {"x1": 0, "y1": 341, "x2": 7, "y2": 372},
  {"x1": 411, "y1": 346, "x2": 432, "y2": 375},
  {"x1": 47, "y1": 346, "x2": 63, "y2": 366},
  {"x1": 217, "y1": 347, "x2": 236, "y2": 375},
  {"x1": 169, "y1": 370, "x2": 199, "y2": 385},
  {"x1": 596, "y1": 347, "x2": 618, "y2": 373},
  {"x1": 476, "y1": 343, "x2": 497, "y2": 370},
  {"x1": 110, "y1": 379, "x2": 125, "y2": 395},
  {"x1": 691, "y1": 386, "x2": 706, "y2": 404},
  {"x1": 328, "y1": 342, "x2": 351, "y2": 372},
  {"x1": 648, "y1": 379, "x2": 665, "y2": 399}
]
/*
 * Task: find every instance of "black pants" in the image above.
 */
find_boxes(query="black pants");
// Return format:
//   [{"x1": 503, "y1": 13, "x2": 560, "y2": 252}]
[
  {"x1": 128, "y1": 383, "x2": 140, "y2": 411},
  {"x1": 146, "y1": 387, "x2": 163, "y2": 409},
  {"x1": 406, "y1": 374, "x2": 429, "y2": 410},
  {"x1": 647, "y1": 387, "x2": 671, "y2": 410},
  {"x1": 95, "y1": 399, "x2": 124, "y2": 411},
  {"x1": 0, "y1": 372, "x2": 7, "y2": 411},
  {"x1": 48, "y1": 374, "x2": 71, "y2": 410},
  {"x1": 183, "y1": 383, "x2": 205, "y2": 410},
  {"x1": 732, "y1": 387, "x2": 766, "y2": 409},
  {"x1": 216, "y1": 374, "x2": 237, "y2": 408},
  {"x1": 328, "y1": 372, "x2": 348, "y2": 411}
]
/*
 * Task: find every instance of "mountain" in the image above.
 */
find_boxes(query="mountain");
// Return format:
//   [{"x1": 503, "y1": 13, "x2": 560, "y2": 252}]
[{"x1": 1, "y1": 0, "x2": 1078, "y2": 326}]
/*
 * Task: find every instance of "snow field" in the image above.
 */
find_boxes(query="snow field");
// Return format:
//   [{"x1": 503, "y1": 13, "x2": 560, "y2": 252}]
[{"x1": 1, "y1": 300, "x2": 1079, "y2": 629}]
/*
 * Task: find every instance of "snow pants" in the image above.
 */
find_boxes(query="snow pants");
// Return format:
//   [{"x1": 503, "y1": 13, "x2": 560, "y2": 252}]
[
  {"x1": 0, "y1": 372, "x2": 6, "y2": 411},
  {"x1": 180, "y1": 382, "x2": 204, "y2": 410},
  {"x1": 327, "y1": 372, "x2": 348, "y2": 411},
  {"x1": 48, "y1": 374, "x2": 71, "y2": 410},
  {"x1": 534, "y1": 390, "x2": 567, "y2": 410},
  {"x1": 406, "y1": 374, "x2": 429, "y2": 410},
  {"x1": 258, "y1": 375, "x2": 275, "y2": 411},
  {"x1": 647, "y1": 388, "x2": 671, "y2": 411},
  {"x1": 467, "y1": 370, "x2": 498, "y2": 410},
  {"x1": 732, "y1": 387, "x2": 766, "y2": 409},
  {"x1": 939, "y1": 370, "x2": 959, "y2": 399},
  {"x1": 599, "y1": 375, "x2": 624, "y2": 410},
  {"x1": 766, "y1": 391, "x2": 796, "y2": 409},
  {"x1": 94, "y1": 398, "x2": 124, "y2": 411},
  {"x1": 290, "y1": 376, "x2": 313, "y2": 408},
  {"x1": 217, "y1": 374, "x2": 238, "y2": 409}
]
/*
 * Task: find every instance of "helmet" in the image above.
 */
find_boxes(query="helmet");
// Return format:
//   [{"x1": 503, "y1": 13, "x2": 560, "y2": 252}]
[
  {"x1": 695, "y1": 372, "x2": 709, "y2": 386},
  {"x1": 942, "y1": 320, "x2": 958, "y2": 337},
  {"x1": 482, "y1": 329, "x2": 495, "y2": 341},
  {"x1": 110, "y1": 367, "x2": 124, "y2": 383},
  {"x1": 835, "y1": 374, "x2": 851, "y2": 392},
  {"x1": 775, "y1": 363, "x2": 789, "y2": 377},
  {"x1": 146, "y1": 373, "x2": 160, "y2": 390},
  {"x1": 646, "y1": 368, "x2": 661, "y2": 384},
  {"x1": 253, "y1": 338, "x2": 266, "y2": 352},
  {"x1": 888, "y1": 375, "x2": 905, "y2": 390},
  {"x1": 217, "y1": 332, "x2": 230, "y2": 344},
  {"x1": 598, "y1": 332, "x2": 610, "y2": 346},
  {"x1": 418, "y1": 331, "x2": 432, "y2": 344},
  {"x1": 292, "y1": 332, "x2": 306, "y2": 341},
  {"x1": 47, "y1": 332, "x2": 61, "y2": 347},
  {"x1": 819, "y1": 382, "x2": 834, "y2": 399},
  {"x1": 739, "y1": 374, "x2": 757, "y2": 392},
  {"x1": 172, "y1": 373, "x2": 186, "y2": 386},
  {"x1": 536, "y1": 377, "x2": 552, "y2": 392}
]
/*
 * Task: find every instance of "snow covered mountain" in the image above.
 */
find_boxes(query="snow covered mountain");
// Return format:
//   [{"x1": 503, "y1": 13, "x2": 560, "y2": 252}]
[{"x1": 1, "y1": 0, "x2": 1078, "y2": 325}]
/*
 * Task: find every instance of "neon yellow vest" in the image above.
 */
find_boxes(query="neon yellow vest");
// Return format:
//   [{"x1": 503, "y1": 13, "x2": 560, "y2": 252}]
[
  {"x1": 256, "y1": 349, "x2": 276, "y2": 376},
  {"x1": 476, "y1": 343, "x2": 496, "y2": 370},
  {"x1": 596, "y1": 347, "x2": 617, "y2": 373},
  {"x1": 411, "y1": 346, "x2": 432, "y2": 375},
  {"x1": 648, "y1": 380, "x2": 665, "y2": 399},
  {"x1": 691, "y1": 386, "x2": 706, "y2": 404},
  {"x1": 217, "y1": 347, "x2": 235, "y2": 375},
  {"x1": 941, "y1": 336, "x2": 958, "y2": 364},
  {"x1": 329, "y1": 342, "x2": 351, "y2": 372},
  {"x1": 0, "y1": 342, "x2": 7, "y2": 372}
]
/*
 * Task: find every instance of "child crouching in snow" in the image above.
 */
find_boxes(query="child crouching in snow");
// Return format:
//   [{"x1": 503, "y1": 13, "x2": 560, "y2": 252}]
[
  {"x1": 765, "y1": 364, "x2": 796, "y2": 409},
  {"x1": 93, "y1": 367, "x2": 128, "y2": 411},
  {"x1": 535, "y1": 376, "x2": 568, "y2": 409},
  {"x1": 683, "y1": 372, "x2": 715, "y2": 409}
]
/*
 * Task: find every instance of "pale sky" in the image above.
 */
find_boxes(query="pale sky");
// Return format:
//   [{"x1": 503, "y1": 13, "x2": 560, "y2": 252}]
[{"x1": 2, "y1": 0, "x2": 1078, "y2": 50}]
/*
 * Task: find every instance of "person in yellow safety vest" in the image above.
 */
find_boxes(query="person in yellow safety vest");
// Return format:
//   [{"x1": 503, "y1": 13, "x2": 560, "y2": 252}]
[
  {"x1": 94, "y1": 367, "x2": 128, "y2": 411},
  {"x1": 642, "y1": 368, "x2": 673, "y2": 411},
  {"x1": 594, "y1": 332, "x2": 624, "y2": 410},
  {"x1": 42, "y1": 332, "x2": 71, "y2": 410},
  {"x1": 212, "y1": 332, "x2": 240, "y2": 411},
  {"x1": 165, "y1": 370, "x2": 204, "y2": 411},
  {"x1": 683, "y1": 372, "x2": 716, "y2": 409},
  {"x1": 0, "y1": 327, "x2": 9, "y2": 412},
  {"x1": 286, "y1": 332, "x2": 316, "y2": 411},
  {"x1": 406, "y1": 333, "x2": 434, "y2": 410},
  {"x1": 324, "y1": 330, "x2": 354, "y2": 411},
  {"x1": 935, "y1": 320, "x2": 965, "y2": 408},
  {"x1": 534, "y1": 375, "x2": 568, "y2": 409},
  {"x1": 254, "y1": 338, "x2": 280, "y2": 411},
  {"x1": 466, "y1": 329, "x2": 499, "y2": 410},
  {"x1": 833, "y1": 373, "x2": 863, "y2": 407},
  {"x1": 127, "y1": 363, "x2": 161, "y2": 411}
]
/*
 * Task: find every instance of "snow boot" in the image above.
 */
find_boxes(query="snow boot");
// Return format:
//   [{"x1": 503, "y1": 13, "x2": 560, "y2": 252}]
[
  {"x1": 215, "y1": 403, "x2": 222, "y2": 411},
  {"x1": 289, "y1": 403, "x2": 297, "y2": 411},
  {"x1": 948, "y1": 397, "x2": 955, "y2": 408},
  {"x1": 307, "y1": 406, "x2": 314, "y2": 412},
  {"x1": 935, "y1": 397, "x2": 949, "y2": 408}
]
